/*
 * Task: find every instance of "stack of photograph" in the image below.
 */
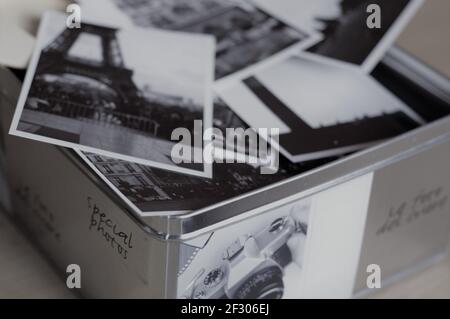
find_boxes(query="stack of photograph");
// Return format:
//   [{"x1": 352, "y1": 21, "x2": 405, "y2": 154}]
[{"x1": 9, "y1": 0, "x2": 425, "y2": 217}]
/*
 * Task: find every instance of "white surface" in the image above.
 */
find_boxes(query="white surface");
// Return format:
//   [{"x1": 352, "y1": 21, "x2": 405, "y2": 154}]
[
  {"x1": 0, "y1": 0, "x2": 69, "y2": 68},
  {"x1": 299, "y1": 173, "x2": 373, "y2": 298}
]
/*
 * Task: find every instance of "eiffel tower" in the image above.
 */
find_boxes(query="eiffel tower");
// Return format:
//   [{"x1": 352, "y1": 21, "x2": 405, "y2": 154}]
[{"x1": 35, "y1": 22, "x2": 143, "y2": 115}]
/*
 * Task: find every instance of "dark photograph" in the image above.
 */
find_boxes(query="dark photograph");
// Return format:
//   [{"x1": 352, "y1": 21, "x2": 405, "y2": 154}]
[{"x1": 252, "y1": 0, "x2": 423, "y2": 71}]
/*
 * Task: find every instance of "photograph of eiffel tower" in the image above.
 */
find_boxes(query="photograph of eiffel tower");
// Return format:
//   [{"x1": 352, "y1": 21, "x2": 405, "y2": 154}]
[{"x1": 10, "y1": 11, "x2": 214, "y2": 177}]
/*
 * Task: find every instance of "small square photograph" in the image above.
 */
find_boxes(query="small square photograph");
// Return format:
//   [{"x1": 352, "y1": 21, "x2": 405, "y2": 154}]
[
  {"x1": 9, "y1": 11, "x2": 215, "y2": 177},
  {"x1": 216, "y1": 52, "x2": 425, "y2": 163},
  {"x1": 177, "y1": 198, "x2": 312, "y2": 299},
  {"x1": 78, "y1": 150, "x2": 288, "y2": 216},
  {"x1": 251, "y1": 0, "x2": 424, "y2": 72},
  {"x1": 77, "y1": 101, "x2": 336, "y2": 216},
  {"x1": 78, "y1": 0, "x2": 322, "y2": 81},
  {"x1": 76, "y1": 102, "x2": 285, "y2": 216}
]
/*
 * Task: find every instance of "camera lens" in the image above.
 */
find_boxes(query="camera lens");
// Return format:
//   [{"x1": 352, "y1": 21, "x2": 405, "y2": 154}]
[{"x1": 232, "y1": 266, "x2": 284, "y2": 299}]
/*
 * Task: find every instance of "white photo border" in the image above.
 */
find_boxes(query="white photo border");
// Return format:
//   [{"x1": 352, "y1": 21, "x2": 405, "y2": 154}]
[{"x1": 9, "y1": 10, "x2": 215, "y2": 178}]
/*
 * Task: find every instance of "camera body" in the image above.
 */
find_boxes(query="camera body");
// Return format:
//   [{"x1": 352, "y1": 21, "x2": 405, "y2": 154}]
[{"x1": 184, "y1": 215, "x2": 306, "y2": 299}]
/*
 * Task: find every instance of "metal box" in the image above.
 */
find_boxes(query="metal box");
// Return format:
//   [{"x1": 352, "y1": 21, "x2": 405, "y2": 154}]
[{"x1": 1, "y1": 48, "x2": 450, "y2": 299}]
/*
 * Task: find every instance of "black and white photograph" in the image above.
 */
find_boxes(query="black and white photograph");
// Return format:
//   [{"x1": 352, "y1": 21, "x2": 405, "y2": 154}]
[
  {"x1": 78, "y1": 151, "x2": 287, "y2": 215},
  {"x1": 216, "y1": 52, "x2": 425, "y2": 163},
  {"x1": 251, "y1": 0, "x2": 424, "y2": 72},
  {"x1": 77, "y1": 101, "x2": 337, "y2": 216},
  {"x1": 78, "y1": 0, "x2": 322, "y2": 81},
  {"x1": 78, "y1": 147, "x2": 334, "y2": 216},
  {"x1": 9, "y1": 10, "x2": 215, "y2": 177}
]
